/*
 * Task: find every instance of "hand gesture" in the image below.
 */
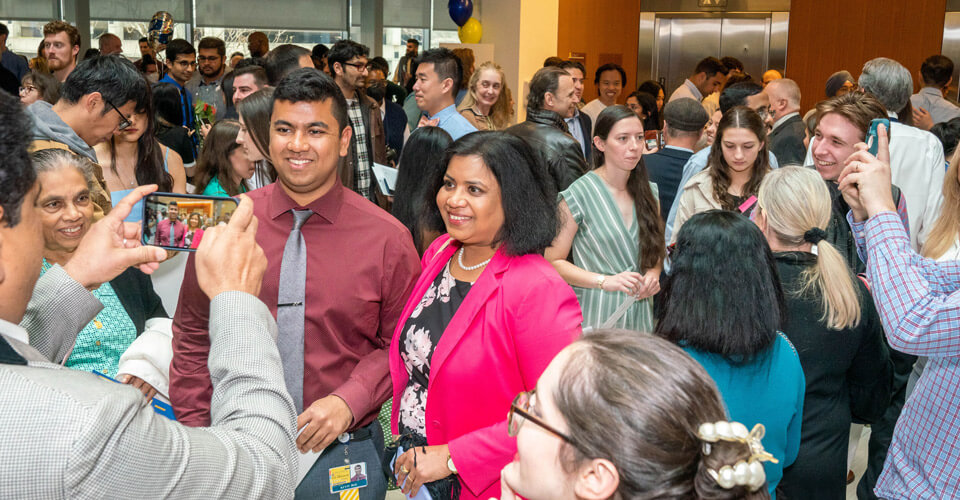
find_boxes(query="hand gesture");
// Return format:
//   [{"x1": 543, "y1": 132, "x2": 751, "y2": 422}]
[
  {"x1": 912, "y1": 106, "x2": 934, "y2": 131},
  {"x1": 635, "y1": 268, "x2": 661, "y2": 300},
  {"x1": 195, "y1": 195, "x2": 266, "y2": 298},
  {"x1": 393, "y1": 444, "x2": 452, "y2": 497},
  {"x1": 296, "y1": 395, "x2": 353, "y2": 453},
  {"x1": 837, "y1": 123, "x2": 896, "y2": 220},
  {"x1": 601, "y1": 271, "x2": 644, "y2": 295}
]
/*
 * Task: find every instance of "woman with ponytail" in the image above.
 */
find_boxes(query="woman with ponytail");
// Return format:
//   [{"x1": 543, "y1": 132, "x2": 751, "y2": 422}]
[
  {"x1": 545, "y1": 105, "x2": 665, "y2": 331},
  {"x1": 754, "y1": 166, "x2": 893, "y2": 500}
]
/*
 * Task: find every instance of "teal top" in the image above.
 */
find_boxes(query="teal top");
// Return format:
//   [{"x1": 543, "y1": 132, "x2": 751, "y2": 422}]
[
  {"x1": 684, "y1": 332, "x2": 806, "y2": 498},
  {"x1": 560, "y1": 171, "x2": 657, "y2": 332},
  {"x1": 202, "y1": 176, "x2": 247, "y2": 196},
  {"x1": 39, "y1": 259, "x2": 137, "y2": 376}
]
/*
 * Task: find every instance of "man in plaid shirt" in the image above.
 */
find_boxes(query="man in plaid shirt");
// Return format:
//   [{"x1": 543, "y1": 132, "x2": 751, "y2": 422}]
[{"x1": 839, "y1": 124, "x2": 960, "y2": 499}]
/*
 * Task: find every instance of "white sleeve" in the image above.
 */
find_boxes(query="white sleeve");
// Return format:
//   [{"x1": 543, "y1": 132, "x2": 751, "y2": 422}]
[{"x1": 116, "y1": 318, "x2": 173, "y2": 399}]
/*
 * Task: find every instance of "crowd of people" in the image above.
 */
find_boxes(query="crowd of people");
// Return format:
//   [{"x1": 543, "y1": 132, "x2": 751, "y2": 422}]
[{"x1": 2, "y1": 18, "x2": 960, "y2": 500}]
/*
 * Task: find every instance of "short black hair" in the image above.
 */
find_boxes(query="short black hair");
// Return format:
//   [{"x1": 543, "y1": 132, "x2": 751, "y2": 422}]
[
  {"x1": 0, "y1": 23, "x2": 9, "y2": 37},
  {"x1": 264, "y1": 44, "x2": 311, "y2": 86},
  {"x1": 637, "y1": 79, "x2": 663, "y2": 97},
  {"x1": 327, "y1": 40, "x2": 370, "y2": 78},
  {"x1": 425, "y1": 131, "x2": 559, "y2": 256},
  {"x1": 273, "y1": 68, "x2": 349, "y2": 133},
  {"x1": 720, "y1": 56, "x2": 744, "y2": 73},
  {"x1": 197, "y1": 36, "x2": 226, "y2": 57},
  {"x1": 543, "y1": 56, "x2": 564, "y2": 68},
  {"x1": 60, "y1": 55, "x2": 149, "y2": 113},
  {"x1": 0, "y1": 91, "x2": 35, "y2": 227},
  {"x1": 921, "y1": 54, "x2": 954, "y2": 87},
  {"x1": 406, "y1": 38, "x2": 420, "y2": 46},
  {"x1": 719, "y1": 81, "x2": 764, "y2": 114},
  {"x1": 417, "y1": 48, "x2": 463, "y2": 94},
  {"x1": 234, "y1": 57, "x2": 265, "y2": 70},
  {"x1": 230, "y1": 51, "x2": 244, "y2": 59},
  {"x1": 165, "y1": 39, "x2": 196, "y2": 62},
  {"x1": 693, "y1": 56, "x2": 727, "y2": 79},
  {"x1": 931, "y1": 116, "x2": 960, "y2": 157},
  {"x1": 528, "y1": 66, "x2": 567, "y2": 110},
  {"x1": 138, "y1": 36, "x2": 148, "y2": 44},
  {"x1": 367, "y1": 56, "x2": 390, "y2": 76},
  {"x1": 594, "y1": 63, "x2": 626, "y2": 86},
  {"x1": 232, "y1": 64, "x2": 268, "y2": 87},
  {"x1": 655, "y1": 210, "x2": 785, "y2": 362},
  {"x1": 558, "y1": 60, "x2": 585, "y2": 75},
  {"x1": 152, "y1": 82, "x2": 184, "y2": 125}
]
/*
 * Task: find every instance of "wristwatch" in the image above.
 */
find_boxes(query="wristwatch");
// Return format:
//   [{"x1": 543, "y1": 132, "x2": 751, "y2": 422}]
[
  {"x1": 596, "y1": 274, "x2": 607, "y2": 290},
  {"x1": 447, "y1": 455, "x2": 458, "y2": 474}
]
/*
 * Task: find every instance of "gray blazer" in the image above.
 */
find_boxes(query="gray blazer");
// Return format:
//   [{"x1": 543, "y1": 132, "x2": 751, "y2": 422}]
[{"x1": 2, "y1": 265, "x2": 298, "y2": 499}]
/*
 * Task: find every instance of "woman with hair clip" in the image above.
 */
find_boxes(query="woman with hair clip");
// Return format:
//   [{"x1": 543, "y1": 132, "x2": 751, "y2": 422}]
[
  {"x1": 236, "y1": 87, "x2": 277, "y2": 190},
  {"x1": 546, "y1": 105, "x2": 665, "y2": 332},
  {"x1": 458, "y1": 61, "x2": 515, "y2": 131},
  {"x1": 656, "y1": 210, "x2": 805, "y2": 498},
  {"x1": 672, "y1": 106, "x2": 771, "y2": 242},
  {"x1": 755, "y1": 167, "x2": 892, "y2": 500},
  {"x1": 391, "y1": 126, "x2": 453, "y2": 254},
  {"x1": 95, "y1": 81, "x2": 184, "y2": 223},
  {"x1": 193, "y1": 119, "x2": 254, "y2": 196},
  {"x1": 501, "y1": 329, "x2": 773, "y2": 500}
]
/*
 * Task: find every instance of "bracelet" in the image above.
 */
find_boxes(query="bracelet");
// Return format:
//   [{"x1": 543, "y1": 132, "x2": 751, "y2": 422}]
[{"x1": 595, "y1": 274, "x2": 606, "y2": 290}]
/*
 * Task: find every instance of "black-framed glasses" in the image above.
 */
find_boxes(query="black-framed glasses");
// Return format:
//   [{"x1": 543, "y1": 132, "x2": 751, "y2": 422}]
[
  {"x1": 342, "y1": 61, "x2": 369, "y2": 73},
  {"x1": 106, "y1": 99, "x2": 131, "y2": 131},
  {"x1": 19, "y1": 85, "x2": 38, "y2": 95},
  {"x1": 508, "y1": 390, "x2": 575, "y2": 443}
]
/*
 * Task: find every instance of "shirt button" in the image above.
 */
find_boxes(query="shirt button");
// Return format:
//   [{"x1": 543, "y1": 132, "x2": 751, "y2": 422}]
[{"x1": 95, "y1": 340, "x2": 101, "y2": 346}]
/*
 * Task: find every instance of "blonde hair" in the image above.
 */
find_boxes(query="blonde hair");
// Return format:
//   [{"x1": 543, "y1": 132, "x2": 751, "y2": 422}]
[
  {"x1": 757, "y1": 166, "x2": 861, "y2": 330},
  {"x1": 923, "y1": 148, "x2": 960, "y2": 259},
  {"x1": 458, "y1": 61, "x2": 515, "y2": 130}
]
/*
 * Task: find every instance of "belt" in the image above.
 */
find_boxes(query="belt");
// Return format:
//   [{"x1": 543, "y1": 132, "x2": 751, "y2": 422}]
[{"x1": 323, "y1": 423, "x2": 375, "y2": 452}]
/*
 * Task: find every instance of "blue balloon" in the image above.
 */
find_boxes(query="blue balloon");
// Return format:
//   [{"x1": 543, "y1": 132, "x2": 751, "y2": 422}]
[{"x1": 448, "y1": 0, "x2": 473, "y2": 27}]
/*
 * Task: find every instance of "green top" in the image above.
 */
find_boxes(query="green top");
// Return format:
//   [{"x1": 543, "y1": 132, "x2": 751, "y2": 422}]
[
  {"x1": 202, "y1": 176, "x2": 248, "y2": 196},
  {"x1": 40, "y1": 259, "x2": 137, "y2": 376},
  {"x1": 560, "y1": 171, "x2": 657, "y2": 332}
]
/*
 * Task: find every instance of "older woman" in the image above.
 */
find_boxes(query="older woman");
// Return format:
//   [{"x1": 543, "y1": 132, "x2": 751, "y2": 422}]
[
  {"x1": 389, "y1": 132, "x2": 582, "y2": 500},
  {"x1": 33, "y1": 148, "x2": 170, "y2": 398},
  {"x1": 501, "y1": 330, "x2": 774, "y2": 500},
  {"x1": 458, "y1": 61, "x2": 514, "y2": 131}
]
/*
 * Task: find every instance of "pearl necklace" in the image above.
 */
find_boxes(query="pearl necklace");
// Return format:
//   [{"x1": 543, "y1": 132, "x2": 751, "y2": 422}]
[{"x1": 457, "y1": 247, "x2": 492, "y2": 271}]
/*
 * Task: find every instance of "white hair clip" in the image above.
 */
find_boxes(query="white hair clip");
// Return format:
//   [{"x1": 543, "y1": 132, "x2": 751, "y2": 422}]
[{"x1": 697, "y1": 421, "x2": 778, "y2": 492}]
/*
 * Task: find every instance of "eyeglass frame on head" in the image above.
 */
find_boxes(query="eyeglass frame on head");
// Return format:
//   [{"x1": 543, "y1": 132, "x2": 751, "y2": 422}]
[
  {"x1": 508, "y1": 390, "x2": 577, "y2": 446},
  {"x1": 105, "y1": 99, "x2": 132, "y2": 131}
]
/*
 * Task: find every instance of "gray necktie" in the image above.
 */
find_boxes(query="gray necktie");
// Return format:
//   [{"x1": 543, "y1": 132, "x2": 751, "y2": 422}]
[{"x1": 277, "y1": 208, "x2": 312, "y2": 413}]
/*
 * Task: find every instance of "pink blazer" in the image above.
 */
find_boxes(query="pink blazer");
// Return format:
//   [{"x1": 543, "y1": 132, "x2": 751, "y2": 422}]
[{"x1": 389, "y1": 235, "x2": 582, "y2": 499}]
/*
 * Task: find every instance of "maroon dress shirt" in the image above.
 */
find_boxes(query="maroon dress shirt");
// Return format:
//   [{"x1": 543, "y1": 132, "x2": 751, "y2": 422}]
[
  {"x1": 155, "y1": 219, "x2": 186, "y2": 247},
  {"x1": 170, "y1": 181, "x2": 420, "y2": 428}
]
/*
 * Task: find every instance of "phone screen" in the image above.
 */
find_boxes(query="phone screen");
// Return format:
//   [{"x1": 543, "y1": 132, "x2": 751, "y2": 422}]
[
  {"x1": 867, "y1": 118, "x2": 890, "y2": 156},
  {"x1": 141, "y1": 192, "x2": 238, "y2": 251}
]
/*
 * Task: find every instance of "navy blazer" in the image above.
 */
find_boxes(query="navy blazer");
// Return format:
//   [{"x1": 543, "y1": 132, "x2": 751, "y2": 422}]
[
  {"x1": 382, "y1": 100, "x2": 407, "y2": 156},
  {"x1": 644, "y1": 146, "x2": 694, "y2": 221},
  {"x1": 573, "y1": 111, "x2": 593, "y2": 165}
]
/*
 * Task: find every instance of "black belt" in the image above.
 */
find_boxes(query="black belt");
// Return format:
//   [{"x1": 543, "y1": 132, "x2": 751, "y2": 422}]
[{"x1": 323, "y1": 422, "x2": 375, "y2": 452}]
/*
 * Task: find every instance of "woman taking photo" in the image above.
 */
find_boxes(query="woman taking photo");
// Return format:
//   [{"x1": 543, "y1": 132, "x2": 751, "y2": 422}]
[
  {"x1": 193, "y1": 119, "x2": 254, "y2": 196},
  {"x1": 546, "y1": 105, "x2": 664, "y2": 332},
  {"x1": 391, "y1": 126, "x2": 453, "y2": 254},
  {"x1": 501, "y1": 329, "x2": 773, "y2": 500},
  {"x1": 755, "y1": 167, "x2": 892, "y2": 500},
  {"x1": 236, "y1": 87, "x2": 276, "y2": 190},
  {"x1": 389, "y1": 132, "x2": 582, "y2": 500},
  {"x1": 672, "y1": 106, "x2": 771, "y2": 241},
  {"x1": 458, "y1": 61, "x2": 514, "y2": 131},
  {"x1": 656, "y1": 210, "x2": 805, "y2": 497},
  {"x1": 33, "y1": 148, "x2": 170, "y2": 398}
]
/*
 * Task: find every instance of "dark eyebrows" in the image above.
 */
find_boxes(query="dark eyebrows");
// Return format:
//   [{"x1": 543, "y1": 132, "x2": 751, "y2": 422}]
[
  {"x1": 273, "y1": 119, "x2": 331, "y2": 130},
  {"x1": 443, "y1": 174, "x2": 488, "y2": 189}
]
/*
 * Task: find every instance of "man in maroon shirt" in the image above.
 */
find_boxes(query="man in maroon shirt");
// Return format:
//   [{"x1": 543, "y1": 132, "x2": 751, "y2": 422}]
[
  {"x1": 154, "y1": 201, "x2": 185, "y2": 247},
  {"x1": 170, "y1": 68, "x2": 420, "y2": 499}
]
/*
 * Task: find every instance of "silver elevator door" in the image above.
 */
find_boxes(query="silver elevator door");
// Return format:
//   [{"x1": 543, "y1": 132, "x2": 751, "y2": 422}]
[{"x1": 655, "y1": 16, "x2": 771, "y2": 98}]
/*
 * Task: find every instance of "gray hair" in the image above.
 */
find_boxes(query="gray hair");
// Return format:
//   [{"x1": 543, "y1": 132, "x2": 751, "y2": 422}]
[
  {"x1": 31, "y1": 148, "x2": 97, "y2": 191},
  {"x1": 766, "y1": 78, "x2": 801, "y2": 108},
  {"x1": 858, "y1": 58, "x2": 912, "y2": 113},
  {"x1": 527, "y1": 66, "x2": 566, "y2": 111}
]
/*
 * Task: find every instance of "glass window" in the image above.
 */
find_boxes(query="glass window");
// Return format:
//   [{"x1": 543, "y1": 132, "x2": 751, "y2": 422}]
[
  {"x1": 194, "y1": 28, "x2": 345, "y2": 61},
  {"x1": 430, "y1": 30, "x2": 459, "y2": 49},
  {"x1": 90, "y1": 21, "x2": 190, "y2": 60},
  {"x1": 2, "y1": 20, "x2": 49, "y2": 59},
  {"x1": 382, "y1": 27, "x2": 424, "y2": 81}
]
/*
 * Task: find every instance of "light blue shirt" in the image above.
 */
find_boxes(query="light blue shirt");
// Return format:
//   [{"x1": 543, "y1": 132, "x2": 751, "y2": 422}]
[
  {"x1": 565, "y1": 111, "x2": 587, "y2": 157},
  {"x1": 664, "y1": 146, "x2": 779, "y2": 243},
  {"x1": 427, "y1": 104, "x2": 477, "y2": 141},
  {"x1": 910, "y1": 86, "x2": 960, "y2": 125}
]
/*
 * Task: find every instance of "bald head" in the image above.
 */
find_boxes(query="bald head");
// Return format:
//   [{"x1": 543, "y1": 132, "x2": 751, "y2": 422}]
[
  {"x1": 762, "y1": 69, "x2": 782, "y2": 87},
  {"x1": 765, "y1": 78, "x2": 801, "y2": 121},
  {"x1": 98, "y1": 33, "x2": 122, "y2": 55}
]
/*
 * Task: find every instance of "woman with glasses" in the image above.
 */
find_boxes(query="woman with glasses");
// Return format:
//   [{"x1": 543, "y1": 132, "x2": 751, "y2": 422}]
[
  {"x1": 502, "y1": 329, "x2": 772, "y2": 500},
  {"x1": 388, "y1": 132, "x2": 582, "y2": 500},
  {"x1": 19, "y1": 70, "x2": 60, "y2": 106},
  {"x1": 656, "y1": 210, "x2": 804, "y2": 497}
]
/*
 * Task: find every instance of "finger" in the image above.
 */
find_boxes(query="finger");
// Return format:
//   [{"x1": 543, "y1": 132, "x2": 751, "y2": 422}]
[
  {"x1": 136, "y1": 261, "x2": 161, "y2": 275},
  {"x1": 121, "y1": 221, "x2": 143, "y2": 243},
  {"x1": 306, "y1": 428, "x2": 334, "y2": 453},
  {"x1": 227, "y1": 196, "x2": 255, "y2": 232},
  {"x1": 408, "y1": 473, "x2": 423, "y2": 497},
  {"x1": 117, "y1": 245, "x2": 168, "y2": 272},
  {"x1": 295, "y1": 423, "x2": 315, "y2": 451},
  {"x1": 111, "y1": 185, "x2": 158, "y2": 222},
  {"x1": 876, "y1": 123, "x2": 890, "y2": 164},
  {"x1": 146, "y1": 388, "x2": 157, "y2": 400},
  {"x1": 500, "y1": 469, "x2": 519, "y2": 500},
  {"x1": 120, "y1": 374, "x2": 130, "y2": 383},
  {"x1": 837, "y1": 171, "x2": 862, "y2": 192}
]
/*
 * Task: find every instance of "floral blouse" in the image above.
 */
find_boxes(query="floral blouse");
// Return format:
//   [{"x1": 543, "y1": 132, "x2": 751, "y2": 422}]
[{"x1": 398, "y1": 262, "x2": 472, "y2": 437}]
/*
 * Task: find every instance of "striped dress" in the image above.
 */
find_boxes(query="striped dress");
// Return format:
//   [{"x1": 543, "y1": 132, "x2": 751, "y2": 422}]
[{"x1": 561, "y1": 171, "x2": 656, "y2": 332}]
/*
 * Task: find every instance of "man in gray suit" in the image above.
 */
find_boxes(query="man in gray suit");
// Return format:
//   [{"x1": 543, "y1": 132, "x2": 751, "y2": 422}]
[{"x1": 0, "y1": 91, "x2": 299, "y2": 498}]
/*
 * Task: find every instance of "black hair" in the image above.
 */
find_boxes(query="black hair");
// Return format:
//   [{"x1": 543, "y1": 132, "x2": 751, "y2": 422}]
[
  {"x1": 221, "y1": 71, "x2": 236, "y2": 113},
  {"x1": 0, "y1": 91, "x2": 35, "y2": 226},
  {"x1": 627, "y1": 91, "x2": 660, "y2": 132},
  {"x1": 83, "y1": 48, "x2": 100, "y2": 60},
  {"x1": 543, "y1": 56, "x2": 564, "y2": 68},
  {"x1": 193, "y1": 119, "x2": 246, "y2": 195},
  {"x1": 237, "y1": 87, "x2": 276, "y2": 178},
  {"x1": 0, "y1": 23, "x2": 11, "y2": 37},
  {"x1": 638, "y1": 79, "x2": 663, "y2": 98},
  {"x1": 594, "y1": 63, "x2": 626, "y2": 86},
  {"x1": 138, "y1": 37, "x2": 148, "y2": 44},
  {"x1": 558, "y1": 60, "x2": 585, "y2": 75},
  {"x1": 407, "y1": 38, "x2": 420, "y2": 47},
  {"x1": 263, "y1": 44, "x2": 311, "y2": 86},
  {"x1": 720, "y1": 56, "x2": 744, "y2": 73},
  {"x1": 327, "y1": 40, "x2": 370, "y2": 78},
  {"x1": 921, "y1": 55, "x2": 954, "y2": 87},
  {"x1": 417, "y1": 48, "x2": 463, "y2": 94},
  {"x1": 527, "y1": 66, "x2": 567, "y2": 111},
  {"x1": 152, "y1": 82, "x2": 184, "y2": 125},
  {"x1": 392, "y1": 126, "x2": 454, "y2": 252},
  {"x1": 60, "y1": 55, "x2": 149, "y2": 114},
  {"x1": 230, "y1": 51, "x2": 244, "y2": 59},
  {"x1": 367, "y1": 56, "x2": 390, "y2": 76},
  {"x1": 312, "y1": 43, "x2": 329, "y2": 71},
  {"x1": 197, "y1": 36, "x2": 226, "y2": 57},
  {"x1": 235, "y1": 57, "x2": 265, "y2": 70},
  {"x1": 165, "y1": 39, "x2": 196, "y2": 62},
  {"x1": 425, "y1": 131, "x2": 559, "y2": 256},
  {"x1": 931, "y1": 117, "x2": 960, "y2": 157},
  {"x1": 694, "y1": 56, "x2": 727, "y2": 79},
  {"x1": 655, "y1": 210, "x2": 785, "y2": 362},
  {"x1": 719, "y1": 81, "x2": 764, "y2": 114},
  {"x1": 232, "y1": 64, "x2": 268, "y2": 88},
  {"x1": 273, "y1": 68, "x2": 348, "y2": 134},
  {"x1": 22, "y1": 70, "x2": 61, "y2": 104}
]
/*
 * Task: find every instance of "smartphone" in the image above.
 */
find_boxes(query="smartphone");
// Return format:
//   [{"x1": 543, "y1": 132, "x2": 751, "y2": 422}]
[
  {"x1": 141, "y1": 192, "x2": 238, "y2": 251},
  {"x1": 644, "y1": 130, "x2": 662, "y2": 151},
  {"x1": 867, "y1": 118, "x2": 890, "y2": 156}
]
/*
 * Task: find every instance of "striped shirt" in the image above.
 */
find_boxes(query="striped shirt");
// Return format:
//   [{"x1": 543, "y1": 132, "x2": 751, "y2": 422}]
[
  {"x1": 848, "y1": 211, "x2": 960, "y2": 499},
  {"x1": 561, "y1": 171, "x2": 656, "y2": 331},
  {"x1": 347, "y1": 98, "x2": 372, "y2": 199}
]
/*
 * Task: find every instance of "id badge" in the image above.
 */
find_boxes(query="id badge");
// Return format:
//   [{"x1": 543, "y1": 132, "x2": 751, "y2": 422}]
[{"x1": 329, "y1": 462, "x2": 368, "y2": 494}]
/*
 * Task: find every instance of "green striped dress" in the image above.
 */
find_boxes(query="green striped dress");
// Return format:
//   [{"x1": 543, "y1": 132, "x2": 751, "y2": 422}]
[{"x1": 560, "y1": 171, "x2": 656, "y2": 332}]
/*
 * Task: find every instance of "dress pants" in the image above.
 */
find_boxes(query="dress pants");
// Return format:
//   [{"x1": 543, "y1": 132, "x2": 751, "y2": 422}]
[{"x1": 295, "y1": 420, "x2": 387, "y2": 500}]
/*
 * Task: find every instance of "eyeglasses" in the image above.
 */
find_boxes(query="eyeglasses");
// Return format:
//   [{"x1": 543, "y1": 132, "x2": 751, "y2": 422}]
[
  {"x1": 106, "y1": 99, "x2": 132, "y2": 131},
  {"x1": 342, "y1": 61, "x2": 369, "y2": 73},
  {"x1": 508, "y1": 390, "x2": 575, "y2": 444},
  {"x1": 19, "y1": 85, "x2": 38, "y2": 95},
  {"x1": 197, "y1": 55, "x2": 222, "y2": 63}
]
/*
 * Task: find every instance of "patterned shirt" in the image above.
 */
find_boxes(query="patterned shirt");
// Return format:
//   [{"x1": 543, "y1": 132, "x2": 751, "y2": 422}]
[
  {"x1": 346, "y1": 98, "x2": 372, "y2": 199},
  {"x1": 848, "y1": 211, "x2": 960, "y2": 499}
]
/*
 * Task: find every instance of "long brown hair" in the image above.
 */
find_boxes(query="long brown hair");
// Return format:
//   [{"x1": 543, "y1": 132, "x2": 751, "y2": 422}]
[
  {"x1": 924, "y1": 148, "x2": 960, "y2": 259},
  {"x1": 592, "y1": 105, "x2": 665, "y2": 271},
  {"x1": 193, "y1": 119, "x2": 247, "y2": 196},
  {"x1": 457, "y1": 61, "x2": 515, "y2": 130},
  {"x1": 707, "y1": 106, "x2": 770, "y2": 210},
  {"x1": 107, "y1": 79, "x2": 172, "y2": 192}
]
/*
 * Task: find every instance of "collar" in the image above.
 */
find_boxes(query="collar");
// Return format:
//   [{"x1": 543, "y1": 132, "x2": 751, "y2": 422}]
[
  {"x1": 684, "y1": 79, "x2": 703, "y2": 101},
  {"x1": 199, "y1": 74, "x2": 224, "y2": 87},
  {"x1": 920, "y1": 86, "x2": 945, "y2": 98},
  {"x1": 772, "y1": 111, "x2": 800, "y2": 132},
  {"x1": 426, "y1": 103, "x2": 458, "y2": 121},
  {"x1": 526, "y1": 108, "x2": 569, "y2": 132},
  {"x1": 565, "y1": 109, "x2": 581, "y2": 123},
  {"x1": 887, "y1": 110, "x2": 899, "y2": 120},
  {"x1": 160, "y1": 74, "x2": 186, "y2": 90},
  {"x1": 268, "y1": 181, "x2": 343, "y2": 224},
  {"x1": 664, "y1": 145, "x2": 694, "y2": 153},
  {"x1": 0, "y1": 319, "x2": 28, "y2": 365}
]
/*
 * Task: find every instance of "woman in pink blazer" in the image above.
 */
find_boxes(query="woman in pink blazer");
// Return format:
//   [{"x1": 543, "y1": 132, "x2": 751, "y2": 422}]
[{"x1": 389, "y1": 132, "x2": 582, "y2": 500}]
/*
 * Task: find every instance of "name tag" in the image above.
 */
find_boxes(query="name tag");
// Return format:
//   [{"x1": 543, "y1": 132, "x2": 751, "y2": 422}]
[{"x1": 329, "y1": 462, "x2": 368, "y2": 494}]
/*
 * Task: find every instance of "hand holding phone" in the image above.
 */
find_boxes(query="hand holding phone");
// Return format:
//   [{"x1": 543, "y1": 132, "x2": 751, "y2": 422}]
[
  {"x1": 866, "y1": 118, "x2": 890, "y2": 156},
  {"x1": 142, "y1": 192, "x2": 239, "y2": 251}
]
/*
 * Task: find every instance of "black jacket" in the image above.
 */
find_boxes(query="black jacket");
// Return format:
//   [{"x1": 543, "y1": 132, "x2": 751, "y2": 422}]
[
  {"x1": 769, "y1": 114, "x2": 807, "y2": 166},
  {"x1": 506, "y1": 108, "x2": 588, "y2": 193},
  {"x1": 111, "y1": 267, "x2": 168, "y2": 335}
]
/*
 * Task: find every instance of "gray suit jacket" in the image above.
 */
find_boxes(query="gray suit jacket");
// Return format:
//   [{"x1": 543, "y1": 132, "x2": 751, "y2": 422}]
[{"x1": 2, "y1": 265, "x2": 298, "y2": 499}]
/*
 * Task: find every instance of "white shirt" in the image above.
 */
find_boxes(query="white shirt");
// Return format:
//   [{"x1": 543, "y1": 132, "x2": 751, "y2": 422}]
[
  {"x1": 668, "y1": 79, "x2": 703, "y2": 103},
  {"x1": 565, "y1": 111, "x2": 588, "y2": 157},
  {"x1": 581, "y1": 99, "x2": 608, "y2": 126}
]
